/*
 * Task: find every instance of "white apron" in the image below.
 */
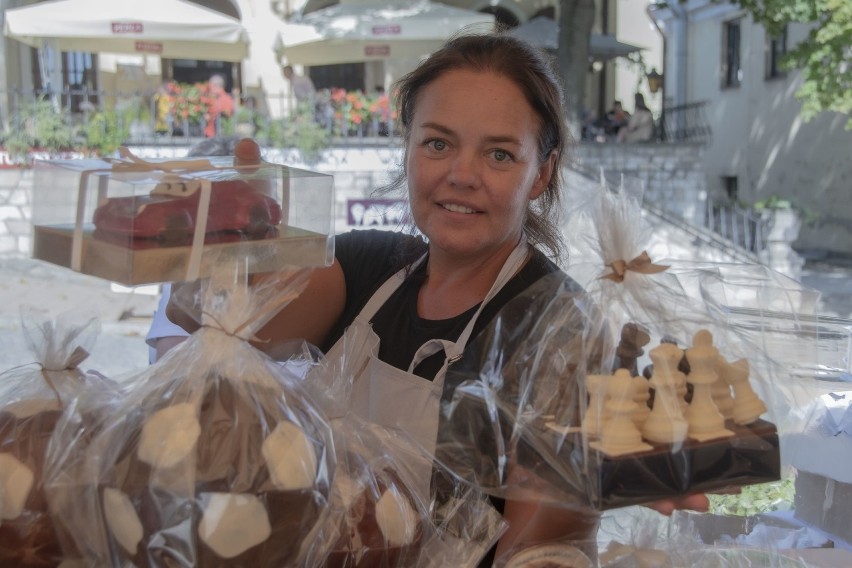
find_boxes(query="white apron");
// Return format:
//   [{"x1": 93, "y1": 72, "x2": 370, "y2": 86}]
[{"x1": 324, "y1": 240, "x2": 529, "y2": 497}]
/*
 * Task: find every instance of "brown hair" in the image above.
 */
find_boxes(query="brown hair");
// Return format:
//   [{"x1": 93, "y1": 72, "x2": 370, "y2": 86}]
[{"x1": 389, "y1": 30, "x2": 569, "y2": 261}]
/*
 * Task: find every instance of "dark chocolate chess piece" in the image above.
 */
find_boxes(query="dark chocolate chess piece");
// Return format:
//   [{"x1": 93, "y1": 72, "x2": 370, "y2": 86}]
[{"x1": 613, "y1": 322, "x2": 651, "y2": 376}]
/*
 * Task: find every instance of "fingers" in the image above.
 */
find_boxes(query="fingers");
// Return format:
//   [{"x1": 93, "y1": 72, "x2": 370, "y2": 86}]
[{"x1": 645, "y1": 493, "x2": 710, "y2": 516}]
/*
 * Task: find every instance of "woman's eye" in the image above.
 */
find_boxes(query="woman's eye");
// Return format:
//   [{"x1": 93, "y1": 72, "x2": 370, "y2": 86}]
[
  {"x1": 492, "y1": 149, "x2": 512, "y2": 162},
  {"x1": 427, "y1": 139, "x2": 447, "y2": 151}
]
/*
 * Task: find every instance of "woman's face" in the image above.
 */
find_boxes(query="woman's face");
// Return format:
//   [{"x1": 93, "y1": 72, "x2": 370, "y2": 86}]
[{"x1": 405, "y1": 69, "x2": 555, "y2": 261}]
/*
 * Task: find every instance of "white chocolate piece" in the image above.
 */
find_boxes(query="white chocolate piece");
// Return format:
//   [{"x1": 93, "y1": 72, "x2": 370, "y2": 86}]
[
  {"x1": 375, "y1": 486, "x2": 418, "y2": 547},
  {"x1": 505, "y1": 544, "x2": 593, "y2": 568},
  {"x1": 581, "y1": 374, "x2": 609, "y2": 439},
  {"x1": 723, "y1": 358, "x2": 768, "y2": 425},
  {"x1": 592, "y1": 370, "x2": 653, "y2": 457},
  {"x1": 642, "y1": 343, "x2": 688, "y2": 444},
  {"x1": 102, "y1": 487, "x2": 143, "y2": 555},
  {"x1": 198, "y1": 493, "x2": 271, "y2": 559},
  {"x1": 631, "y1": 376, "x2": 651, "y2": 429},
  {"x1": 685, "y1": 330, "x2": 734, "y2": 442},
  {"x1": 332, "y1": 473, "x2": 365, "y2": 511},
  {"x1": 262, "y1": 421, "x2": 317, "y2": 490},
  {"x1": 0, "y1": 453, "x2": 34, "y2": 520},
  {"x1": 138, "y1": 403, "x2": 201, "y2": 470}
]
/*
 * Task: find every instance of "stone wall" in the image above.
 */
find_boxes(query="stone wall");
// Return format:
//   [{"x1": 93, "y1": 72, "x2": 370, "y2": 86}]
[{"x1": 571, "y1": 142, "x2": 708, "y2": 226}]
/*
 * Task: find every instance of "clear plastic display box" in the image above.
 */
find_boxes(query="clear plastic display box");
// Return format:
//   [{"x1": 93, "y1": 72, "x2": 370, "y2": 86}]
[{"x1": 31, "y1": 155, "x2": 334, "y2": 286}]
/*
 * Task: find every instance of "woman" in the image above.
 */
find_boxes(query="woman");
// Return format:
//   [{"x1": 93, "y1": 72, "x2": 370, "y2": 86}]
[
  {"x1": 617, "y1": 92, "x2": 655, "y2": 143},
  {"x1": 172, "y1": 32, "x2": 705, "y2": 564}
]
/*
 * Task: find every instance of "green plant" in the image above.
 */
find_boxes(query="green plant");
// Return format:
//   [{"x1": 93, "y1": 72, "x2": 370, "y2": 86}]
[
  {"x1": 84, "y1": 109, "x2": 131, "y2": 156},
  {"x1": 278, "y1": 102, "x2": 330, "y2": 163},
  {"x1": 1, "y1": 97, "x2": 76, "y2": 160},
  {"x1": 708, "y1": 478, "x2": 795, "y2": 516}
]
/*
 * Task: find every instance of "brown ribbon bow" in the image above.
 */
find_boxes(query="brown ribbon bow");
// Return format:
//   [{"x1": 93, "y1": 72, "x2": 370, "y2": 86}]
[{"x1": 600, "y1": 251, "x2": 669, "y2": 283}]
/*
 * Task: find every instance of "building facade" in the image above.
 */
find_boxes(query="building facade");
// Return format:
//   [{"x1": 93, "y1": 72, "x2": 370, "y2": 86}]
[{"x1": 649, "y1": 0, "x2": 852, "y2": 256}]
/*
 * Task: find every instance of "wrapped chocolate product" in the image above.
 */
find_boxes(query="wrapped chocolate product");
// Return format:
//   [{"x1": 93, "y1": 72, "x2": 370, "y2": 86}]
[
  {"x1": 47, "y1": 267, "x2": 335, "y2": 567},
  {"x1": 435, "y1": 178, "x2": 817, "y2": 518},
  {"x1": 300, "y1": 335, "x2": 506, "y2": 568},
  {"x1": 0, "y1": 308, "x2": 116, "y2": 567}
]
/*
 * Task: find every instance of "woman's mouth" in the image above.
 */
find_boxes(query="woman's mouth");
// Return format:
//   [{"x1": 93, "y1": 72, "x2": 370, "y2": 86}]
[{"x1": 441, "y1": 203, "x2": 476, "y2": 214}]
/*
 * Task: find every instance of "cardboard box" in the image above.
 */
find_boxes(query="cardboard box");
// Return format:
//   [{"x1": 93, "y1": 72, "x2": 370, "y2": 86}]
[
  {"x1": 31, "y1": 154, "x2": 334, "y2": 285},
  {"x1": 33, "y1": 223, "x2": 331, "y2": 286}
]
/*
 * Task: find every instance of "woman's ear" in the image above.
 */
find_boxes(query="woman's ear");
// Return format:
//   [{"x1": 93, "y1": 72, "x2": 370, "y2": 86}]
[{"x1": 529, "y1": 151, "x2": 557, "y2": 200}]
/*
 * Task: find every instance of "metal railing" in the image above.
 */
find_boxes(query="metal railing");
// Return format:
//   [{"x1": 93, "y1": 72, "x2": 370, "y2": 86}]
[
  {"x1": 703, "y1": 194, "x2": 769, "y2": 255},
  {"x1": 0, "y1": 86, "x2": 401, "y2": 151},
  {"x1": 656, "y1": 101, "x2": 712, "y2": 144}
]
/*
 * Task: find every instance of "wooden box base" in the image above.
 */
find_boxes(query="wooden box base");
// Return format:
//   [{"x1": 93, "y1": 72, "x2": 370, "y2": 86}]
[
  {"x1": 32, "y1": 224, "x2": 331, "y2": 286},
  {"x1": 523, "y1": 418, "x2": 780, "y2": 510}
]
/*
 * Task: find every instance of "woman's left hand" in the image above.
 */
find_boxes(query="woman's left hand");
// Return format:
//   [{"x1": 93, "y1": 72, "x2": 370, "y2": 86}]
[{"x1": 645, "y1": 493, "x2": 710, "y2": 516}]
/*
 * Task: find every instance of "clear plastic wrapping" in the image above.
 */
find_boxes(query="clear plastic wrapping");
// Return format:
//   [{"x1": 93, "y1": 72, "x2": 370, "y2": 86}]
[
  {"x1": 300, "y1": 326, "x2": 507, "y2": 567},
  {"x1": 45, "y1": 266, "x2": 337, "y2": 566},
  {"x1": 0, "y1": 308, "x2": 115, "y2": 567},
  {"x1": 435, "y1": 181, "x2": 818, "y2": 516}
]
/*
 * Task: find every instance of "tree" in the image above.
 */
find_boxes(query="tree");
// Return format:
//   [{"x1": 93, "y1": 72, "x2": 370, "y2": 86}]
[
  {"x1": 735, "y1": 0, "x2": 851, "y2": 126},
  {"x1": 557, "y1": 0, "x2": 596, "y2": 139}
]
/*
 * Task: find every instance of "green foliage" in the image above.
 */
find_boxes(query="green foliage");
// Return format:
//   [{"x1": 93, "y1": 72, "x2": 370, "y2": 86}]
[
  {"x1": 708, "y1": 478, "x2": 795, "y2": 516},
  {"x1": 735, "y1": 0, "x2": 852, "y2": 127},
  {"x1": 84, "y1": 109, "x2": 131, "y2": 156},
  {"x1": 1, "y1": 97, "x2": 75, "y2": 159},
  {"x1": 272, "y1": 102, "x2": 330, "y2": 164}
]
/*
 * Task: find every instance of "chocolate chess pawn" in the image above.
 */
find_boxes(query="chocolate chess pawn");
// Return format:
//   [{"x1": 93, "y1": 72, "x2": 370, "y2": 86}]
[
  {"x1": 581, "y1": 374, "x2": 609, "y2": 439},
  {"x1": 592, "y1": 369, "x2": 652, "y2": 457},
  {"x1": 642, "y1": 343, "x2": 688, "y2": 445},
  {"x1": 684, "y1": 330, "x2": 734, "y2": 442},
  {"x1": 613, "y1": 322, "x2": 651, "y2": 376},
  {"x1": 720, "y1": 358, "x2": 767, "y2": 425},
  {"x1": 711, "y1": 359, "x2": 736, "y2": 421},
  {"x1": 631, "y1": 375, "x2": 651, "y2": 430}
]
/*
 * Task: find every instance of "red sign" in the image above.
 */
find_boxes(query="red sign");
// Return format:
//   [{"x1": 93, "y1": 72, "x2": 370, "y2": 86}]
[
  {"x1": 135, "y1": 41, "x2": 163, "y2": 54},
  {"x1": 364, "y1": 45, "x2": 391, "y2": 57},
  {"x1": 371, "y1": 24, "x2": 401, "y2": 36},
  {"x1": 111, "y1": 22, "x2": 144, "y2": 34}
]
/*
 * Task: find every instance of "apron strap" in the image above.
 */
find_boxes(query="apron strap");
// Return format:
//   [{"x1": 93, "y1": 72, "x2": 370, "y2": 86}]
[{"x1": 407, "y1": 239, "x2": 529, "y2": 375}]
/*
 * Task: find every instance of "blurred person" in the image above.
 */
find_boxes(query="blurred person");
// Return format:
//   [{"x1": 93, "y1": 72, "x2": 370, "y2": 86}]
[
  {"x1": 204, "y1": 73, "x2": 235, "y2": 138},
  {"x1": 618, "y1": 93, "x2": 655, "y2": 143}
]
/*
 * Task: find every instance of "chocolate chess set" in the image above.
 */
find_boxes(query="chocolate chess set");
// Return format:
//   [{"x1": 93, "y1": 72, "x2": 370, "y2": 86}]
[{"x1": 534, "y1": 324, "x2": 780, "y2": 510}]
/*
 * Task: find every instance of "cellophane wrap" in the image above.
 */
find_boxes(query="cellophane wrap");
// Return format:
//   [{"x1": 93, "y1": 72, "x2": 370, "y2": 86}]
[
  {"x1": 597, "y1": 506, "x2": 830, "y2": 566},
  {"x1": 299, "y1": 327, "x2": 506, "y2": 567},
  {"x1": 0, "y1": 307, "x2": 115, "y2": 567},
  {"x1": 45, "y1": 265, "x2": 337, "y2": 567},
  {"x1": 435, "y1": 179, "x2": 819, "y2": 519}
]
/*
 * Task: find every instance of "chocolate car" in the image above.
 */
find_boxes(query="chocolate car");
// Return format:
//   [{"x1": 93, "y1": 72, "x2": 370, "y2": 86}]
[{"x1": 92, "y1": 176, "x2": 282, "y2": 242}]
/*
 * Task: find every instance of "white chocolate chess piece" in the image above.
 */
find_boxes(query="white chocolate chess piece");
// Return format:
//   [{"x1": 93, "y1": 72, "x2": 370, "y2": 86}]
[
  {"x1": 721, "y1": 358, "x2": 767, "y2": 425},
  {"x1": 642, "y1": 343, "x2": 688, "y2": 445},
  {"x1": 684, "y1": 330, "x2": 734, "y2": 442},
  {"x1": 711, "y1": 356, "x2": 736, "y2": 420},
  {"x1": 592, "y1": 369, "x2": 653, "y2": 456},
  {"x1": 581, "y1": 374, "x2": 609, "y2": 439},
  {"x1": 631, "y1": 375, "x2": 651, "y2": 430}
]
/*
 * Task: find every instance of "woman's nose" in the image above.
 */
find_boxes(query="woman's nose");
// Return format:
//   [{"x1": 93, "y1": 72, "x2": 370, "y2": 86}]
[{"x1": 446, "y1": 152, "x2": 479, "y2": 188}]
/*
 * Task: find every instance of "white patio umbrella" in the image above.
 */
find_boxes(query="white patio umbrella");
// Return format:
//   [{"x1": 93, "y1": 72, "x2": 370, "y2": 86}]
[
  {"x1": 507, "y1": 16, "x2": 643, "y2": 61},
  {"x1": 4, "y1": 0, "x2": 250, "y2": 62},
  {"x1": 276, "y1": 1, "x2": 495, "y2": 66}
]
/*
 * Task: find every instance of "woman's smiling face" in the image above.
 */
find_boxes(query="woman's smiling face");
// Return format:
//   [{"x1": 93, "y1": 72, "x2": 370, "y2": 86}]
[{"x1": 405, "y1": 69, "x2": 555, "y2": 261}]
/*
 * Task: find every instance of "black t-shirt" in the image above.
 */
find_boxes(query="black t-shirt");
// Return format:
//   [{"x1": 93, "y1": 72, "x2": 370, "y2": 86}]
[{"x1": 325, "y1": 229, "x2": 561, "y2": 378}]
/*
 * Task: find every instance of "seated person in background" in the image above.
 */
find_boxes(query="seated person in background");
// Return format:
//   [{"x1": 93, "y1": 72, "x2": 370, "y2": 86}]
[
  {"x1": 603, "y1": 100, "x2": 630, "y2": 138},
  {"x1": 618, "y1": 93, "x2": 655, "y2": 143}
]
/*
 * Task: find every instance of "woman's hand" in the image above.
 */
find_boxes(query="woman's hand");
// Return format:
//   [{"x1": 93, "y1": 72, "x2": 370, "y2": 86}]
[{"x1": 645, "y1": 493, "x2": 710, "y2": 516}]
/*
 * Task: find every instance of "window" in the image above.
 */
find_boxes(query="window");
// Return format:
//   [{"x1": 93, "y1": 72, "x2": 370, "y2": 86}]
[
  {"x1": 722, "y1": 176, "x2": 739, "y2": 202},
  {"x1": 765, "y1": 26, "x2": 788, "y2": 80},
  {"x1": 31, "y1": 46, "x2": 99, "y2": 111},
  {"x1": 722, "y1": 19, "x2": 742, "y2": 88}
]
